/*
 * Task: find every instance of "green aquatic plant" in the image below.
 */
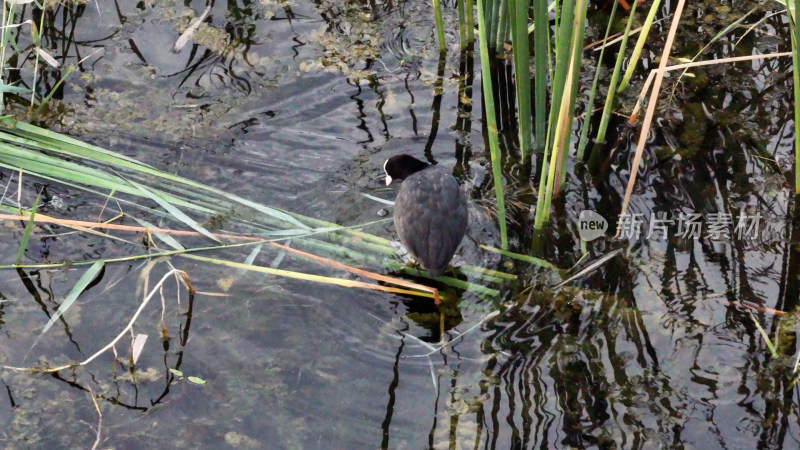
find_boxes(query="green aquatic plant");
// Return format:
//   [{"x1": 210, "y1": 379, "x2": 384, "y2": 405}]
[
  {"x1": 595, "y1": 0, "x2": 638, "y2": 144},
  {"x1": 432, "y1": 0, "x2": 447, "y2": 52},
  {"x1": 789, "y1": 0, "x2": 800, "y2": 193},
  {"x1": 0, "y1": 120, "x2": 519, "y2": 304},
  {"x1": 169, "y1": 369, "x2": 208, "y2": 385},
  {"x1": 577, "y1": 0, "x2": 619, "y2": 159},
  {"x1": 534, "y1": 0, "x2": 589, "y2": 228},
  {"x1": 532, "y1": 0, "x2": 549, "y2": 154},
  {"x1": 477, "y1": 0, "x2": 508, "y2": 249},
  {"x1": 0, "y1": 1, "x2": 93, "y2": 117},
  {"x1": 508, "y1": 0, "x2": 533, "y2": 160},
  {"x1": 469, "y1": 0, "x2": 595, "y2": 228}
]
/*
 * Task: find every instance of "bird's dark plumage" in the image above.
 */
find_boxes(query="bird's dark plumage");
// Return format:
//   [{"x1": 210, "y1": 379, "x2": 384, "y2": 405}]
[{"x1": 384, "y1": 155, "x2": 468, "y2": 277}]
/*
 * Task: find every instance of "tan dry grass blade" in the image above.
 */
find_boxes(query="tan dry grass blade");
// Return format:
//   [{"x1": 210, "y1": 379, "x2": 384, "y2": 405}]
[
  {"x1": 628, "y1": 52, "x2": 792, "y2": 123},
  {"x1": 616, "y1": 0, "x2": 687, "y2": 235},
  {"x1": 265, "y1": 241, "x2": 442, "y2": 304},
  {"x1": 181, "y1": 254, "x2": 438, "y2": 301},
  {"x1": 0, "y1": 213, "x2": 441, "y2": 303}
]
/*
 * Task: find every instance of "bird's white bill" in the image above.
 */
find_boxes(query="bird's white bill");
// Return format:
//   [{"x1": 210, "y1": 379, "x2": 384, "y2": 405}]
[{"x1": 383, "y1": 159, "x2": 391, "y2": 185}]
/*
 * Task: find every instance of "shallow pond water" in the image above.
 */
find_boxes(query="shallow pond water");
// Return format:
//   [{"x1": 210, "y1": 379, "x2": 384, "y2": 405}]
[{"x1": 1, "y1": 0, "x2": 799, "y2": 448}]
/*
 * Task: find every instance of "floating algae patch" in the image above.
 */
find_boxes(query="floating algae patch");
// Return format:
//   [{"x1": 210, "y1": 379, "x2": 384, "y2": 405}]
[
  {"x1": 301, "y1": 0, "x2": 383, "y2": 80},
  {"x1": 300, "y1": 0, "x2": 455, "y2": 86},
  {"x1": 43, "y1": 1, "x2": 304, "y2": 140}
]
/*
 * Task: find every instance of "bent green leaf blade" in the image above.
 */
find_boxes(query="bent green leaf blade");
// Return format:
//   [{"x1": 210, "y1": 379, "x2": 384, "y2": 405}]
[
  {"x1": 130, "y1": 216, "x2": 185, "y2": 251},
  {"x1": 127, "y1": 178, "x2": 220, "y2": 243},
  {"x1": 40, "y1": 261, "x2": 104, "y2": 336}
]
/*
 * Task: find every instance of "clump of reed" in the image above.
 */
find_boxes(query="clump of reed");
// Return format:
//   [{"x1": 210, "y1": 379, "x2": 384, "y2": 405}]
[
  {"x1": 471, "y1": 0, "x2": 606, "y2": 238},
  {"x1": 467, "y1": 0, "x2": 799, "y2": 243}
]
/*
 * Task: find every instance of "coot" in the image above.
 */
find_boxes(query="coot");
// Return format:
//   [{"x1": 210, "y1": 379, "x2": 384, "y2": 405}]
[{"x1": 384, "y1": 154, "x2": 468, "y2": 277}]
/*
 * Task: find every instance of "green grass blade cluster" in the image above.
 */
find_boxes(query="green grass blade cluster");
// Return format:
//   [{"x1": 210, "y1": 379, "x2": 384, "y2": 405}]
[
  {"x1": 0, "y1": 120, "x2": 514, "y2": 299},
  {"x1": 617, "y1": 0, "x2": 663, "y2": 93},
  {"x1": 532, "y1": 0, "x2": 549, "y2": 153},
  {"x1": 790, "y1": 0, "x2": 800, "y2": 193}
]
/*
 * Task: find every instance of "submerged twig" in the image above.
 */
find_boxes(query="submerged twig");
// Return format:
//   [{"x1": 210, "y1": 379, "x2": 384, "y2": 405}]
[
  {"x1": 88, "y1": 388, "x2": 103, "y2": 450},
  {"x1": 553, "y1": 248, "x2": 623, "y2": 288}
]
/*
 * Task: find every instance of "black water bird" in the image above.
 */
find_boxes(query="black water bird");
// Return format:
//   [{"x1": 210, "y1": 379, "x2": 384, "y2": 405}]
[{"x1": 383, "y1": 154, "x2": 468, "y2": 277}]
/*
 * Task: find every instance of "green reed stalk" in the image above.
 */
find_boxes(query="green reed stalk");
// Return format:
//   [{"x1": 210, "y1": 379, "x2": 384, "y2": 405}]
[
  {"x1": 596, "y1": 0, "x2": 638, "y2": 143},
  {"x1": 541, "y1": 80, "x2": 573, "y2": 223},
  {"x1": 532, "y1": 0, "x2": 549, "y2": 153},
  {"x1": 791, "y1": 0, "x2": 800, "y2": 193},
  {"x1": 496, "y1": 0, "x2": 510, "y2": 50},
  {"x1": 555, "y1": 0, "x2": 588, "y2": 190},
  {"x1": 502, "y1": 2, "x2": 513, "y2": 46},
  {"x1": 509, "y1": 0, "x2": 532, "y2": 160},
  {"x1": 545, "y1": 0, "x2": 575, "y2": 150},
  {"x1": 577, "y1": 0, "x2": 619, "y2": 159},
  {"x1": 432, "y1": 0, "x2": 447, "y2": 52},
  {"x1": 477, "y1": 0, "x2": 508, "y2": 248},
  {"x1": 535, "y1": 0, "x2": 589, "y2": 224},
  {"x1": 458, "y1": 0, "x2": 467, "y2": 49},
  {"x1": 534, "y1": 0, "x2": 576, "y2": 229},
  {"x1": 488, "y1": 0, "x2": 501, "y2": 50},
  {"x1": 617, "y1": 0, "x2": 662, "y2": 93},
  {"x1": 466, "y1": 0, "x2": 475, "y2": 45}
]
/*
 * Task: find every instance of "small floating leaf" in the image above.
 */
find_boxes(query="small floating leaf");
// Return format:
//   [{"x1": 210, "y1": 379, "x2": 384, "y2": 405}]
[
  {"x1": 169, "y1": 369, "x2": 184, "y2": 377},
  {"x1": 187, "y1": 376, "x2": 207, "y2": 385}
]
